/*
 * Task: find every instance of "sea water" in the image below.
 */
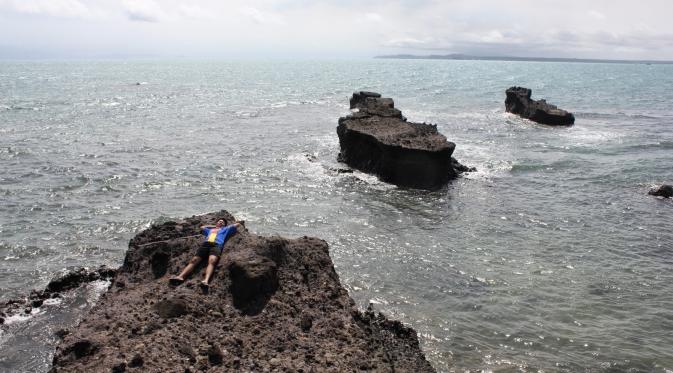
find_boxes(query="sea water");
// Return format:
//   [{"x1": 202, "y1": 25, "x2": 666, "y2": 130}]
[{"x1": 1, "y1": 59, "x2": 672, "y2": 372}]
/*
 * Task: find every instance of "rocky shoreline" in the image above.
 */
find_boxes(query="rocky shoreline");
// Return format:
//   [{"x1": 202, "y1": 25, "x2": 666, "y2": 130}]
[
  {"x1": 37, "y1": 211, "x2": 436, "y2": 372},
  {"x1": 0, "y1": 266, "x2": 117, "y2": 326}
]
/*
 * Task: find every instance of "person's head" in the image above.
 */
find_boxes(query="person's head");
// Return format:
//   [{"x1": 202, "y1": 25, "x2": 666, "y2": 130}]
[{"x1": 215, "y1": 219, "x2": 225, "y2": 228}]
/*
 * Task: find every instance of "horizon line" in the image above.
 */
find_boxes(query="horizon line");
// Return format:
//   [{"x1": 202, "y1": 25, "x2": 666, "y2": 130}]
[{"x1": 375, "y1": 53, "x2": 673, "y2": 65}]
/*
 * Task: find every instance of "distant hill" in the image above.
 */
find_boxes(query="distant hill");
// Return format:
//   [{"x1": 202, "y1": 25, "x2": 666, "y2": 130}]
[{"x1": 375, "y1": 53, "x2": 673, "y2": 65}]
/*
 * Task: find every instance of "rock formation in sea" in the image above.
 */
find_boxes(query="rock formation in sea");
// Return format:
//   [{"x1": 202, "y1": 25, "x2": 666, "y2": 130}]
[
  {"x1": 337, "y1": 91, "x2": 474, "y2": 190},
  {"x1": 505, "y1": 87, "x2": 575, "y2": 126},
  {"x1": 0, "y1": 266, "x2": 117, "y2": 325},
  {"x1": 48, "y1": 211, "x2": 435, "y2": 372},
  {"x1": 648, "y1": 184, "x2": 673, "y2": 198}
]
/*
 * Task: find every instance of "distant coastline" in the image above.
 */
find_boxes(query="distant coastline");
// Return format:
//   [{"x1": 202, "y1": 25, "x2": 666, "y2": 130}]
[{"x1": 375, "y1": 53, "x2": 673, "y2": 65}]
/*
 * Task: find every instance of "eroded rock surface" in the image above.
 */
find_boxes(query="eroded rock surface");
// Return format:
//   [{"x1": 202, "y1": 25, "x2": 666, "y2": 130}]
[
  {"x1": 505, "y1": 87, "x2": 575, "y2": 126},
  {"x1": 337, "y1": 91, "x2": 473, "y2": 190},
  {"x1": 50, "y1": 211, "x2": 435, "y2": 372}
]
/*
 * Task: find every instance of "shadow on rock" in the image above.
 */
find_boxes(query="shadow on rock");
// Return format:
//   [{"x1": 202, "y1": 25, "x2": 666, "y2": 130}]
[{"x1": 228, "y1": 255, "x2": 278, "y2": 315}]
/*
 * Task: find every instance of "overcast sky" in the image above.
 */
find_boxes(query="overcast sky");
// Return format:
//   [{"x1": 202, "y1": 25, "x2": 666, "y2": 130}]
[{"x1": 1, "y1": 0, "x2": 672, "y2": 60}]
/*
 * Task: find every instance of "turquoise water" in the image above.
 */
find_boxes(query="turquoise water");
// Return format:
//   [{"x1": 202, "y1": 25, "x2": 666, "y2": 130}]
[{"x1": 1, "y1": 60, "x2": 672, "y2": 372}]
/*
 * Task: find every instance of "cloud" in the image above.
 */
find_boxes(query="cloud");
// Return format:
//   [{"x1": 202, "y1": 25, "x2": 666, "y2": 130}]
[
  {"x1": 1, "y1": 0, "x2": 672, "y2": 59},
  {"x1": 178, "y1": 4, "x2": 216, "y2": 20},
  {"x1": 239, "y1": 6, "x2": 285, "y2": 25},
  {"x1": 383, "y1": 37, "x2": 433, "y2": 48},
  {"x1": 0, "y1": 0, "x2": 100, "y2": 19},
  {"x1": 364, "y1": 12, "x2": 383, "y2": 23},
  {"x1": 588, "y1": 10, "x2": 606, "y2": 20},
  {"x1": 122, "y1": 0, "x2": 166, "y2": 22}
]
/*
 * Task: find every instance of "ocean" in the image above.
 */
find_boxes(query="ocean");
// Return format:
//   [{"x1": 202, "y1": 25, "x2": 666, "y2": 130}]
[{"x1": 1, "y1": 59, "x2": 672, "y2": 372}]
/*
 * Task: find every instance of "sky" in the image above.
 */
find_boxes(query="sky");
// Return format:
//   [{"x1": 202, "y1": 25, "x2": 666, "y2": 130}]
[{"x1": 0, "y1": 0, "x2": 672, "y2": 60}]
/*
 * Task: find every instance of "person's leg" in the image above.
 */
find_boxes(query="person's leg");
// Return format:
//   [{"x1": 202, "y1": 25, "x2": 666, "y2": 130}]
[
  {"x1": 176, "y1": 256, "x2": 202, "y2": 280},
  {"x1": 202, "y1": 255, "x2": 220, "y2": 284}
]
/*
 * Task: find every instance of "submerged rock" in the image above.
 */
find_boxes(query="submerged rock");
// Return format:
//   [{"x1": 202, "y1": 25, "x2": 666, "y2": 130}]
[
  {"x1": 337, "y1": 91, "x2": 473, "y2": 190},
  {"x1": 648, "y1": 184, "x2": 673, "y2": 198},
  {"x1": 505, "y1": 87, "x2": 575, "y2": 126},
  {"x1": 50, "y1": 211, "x2": 435, "y2": 372}
]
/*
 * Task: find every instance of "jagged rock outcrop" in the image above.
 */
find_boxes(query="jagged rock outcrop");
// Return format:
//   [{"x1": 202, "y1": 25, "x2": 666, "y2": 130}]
[
  {"x1": 0, "y1": 266, "x2": 116, "y2": 323},
  {"x1": 649, "y1": 184, "x2": 673, "y2": 198},
  {"x1": 337, "y1": 91, "x2": 473, "y2": 190},
  {"x1": 50, "y1": 211, "x2": 436, "y2": 372},
  {"x1": 505, "y1": 87, "x2": 575, "y2": 126}
]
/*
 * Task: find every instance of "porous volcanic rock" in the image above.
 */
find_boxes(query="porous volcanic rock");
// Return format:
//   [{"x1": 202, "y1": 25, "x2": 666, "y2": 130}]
[
  {"x1": 649, "y1": 184, "x2": 673, "y2": 198},
  {"x1": 505, "y1": 87, "x2": 575, "y2": 126},
  {"x1": 50, "y1": 211, "x2": 435, "y2": 372},
  {"x1": 337, "y1": 91, "x2": 473, "y2": 190}
]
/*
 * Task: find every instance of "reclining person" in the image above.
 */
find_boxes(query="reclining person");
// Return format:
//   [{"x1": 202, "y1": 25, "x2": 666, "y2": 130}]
[{"x1": 169, "y1": 219, "x2": 243, "y2": 288}]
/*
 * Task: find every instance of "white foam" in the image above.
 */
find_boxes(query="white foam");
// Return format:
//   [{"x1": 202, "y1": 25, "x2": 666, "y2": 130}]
[
  {"x1": 350, "y1": 170, "x2": 392, "y2": 188},
  {"x1": 2, "y1": 307, "x2": 40, "y2": 325},
  {"x1": 83, "y1": 280, "x2": 111, "y2": 304},
  {"x1": 234, "y1": 110, "x2": 259, "y2": 118},
  {"x1": 559, "y1": 125, "x2": 623, "y2": 146},
  {"x1": 313, "y1": 134, "x2": 339, "y2": 149},
  {"x1": 42, "y1": 298, "x2": 62, "y2": 306},
  {"x1": 287, "y1": 153, "x2": 330, "y2": 181},
  {"x1": 369, "y1": 297, "x2": 389, "y2": 305}
]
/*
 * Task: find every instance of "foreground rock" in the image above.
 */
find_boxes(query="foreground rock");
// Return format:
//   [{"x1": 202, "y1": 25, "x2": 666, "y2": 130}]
[
  {"x1": 505, "y1": 87, "x2": 575, "y2": 126},
  {"x1": 337, "y1": 91, "x2": 473, "y2": 190},
  {"x1": 649, "y1": 184, "x2": 673, "y2": 198},
  {"x1": 50, "y1": 211, "x2": 435, "y2": 372}
]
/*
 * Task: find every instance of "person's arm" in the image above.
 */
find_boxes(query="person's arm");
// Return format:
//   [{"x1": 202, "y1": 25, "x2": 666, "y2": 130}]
[{"x1": 232, "y1": 220, "x2": 244, "y2": 231}]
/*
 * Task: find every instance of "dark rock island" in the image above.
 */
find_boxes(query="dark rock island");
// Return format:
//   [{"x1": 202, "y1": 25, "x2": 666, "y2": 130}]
[
  {"x1": 49, "y1": 211, "x2": 435, "y2": 372},
  {"x1": 337, "y1": 91, "x2": 473, "y2": 190},
  {"x1": 649, "y1": 184, "x2": 673, "y2": 198},
  {"x1": 505, "y1": 87, "x2": 575, "y2": 126}
]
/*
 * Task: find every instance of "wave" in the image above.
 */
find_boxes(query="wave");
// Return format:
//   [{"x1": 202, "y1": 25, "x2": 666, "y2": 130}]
[
  {"x1": 3, "y1": 105, "x2": 43, "y2": 111},
  {"x1": 575, "y1": 111, "x2": 660, "y2": 120},
  {"x1": 1, "y1": 244, "x2": 56, "y2": 261},
  {"x1": 622, "y1": 141, "x2": 673, "y2": 151},
  {"x1": 0, "y1": 147, "x2": 32, "y2": 159},
  {"x1": 230, "y1": 99, "x2": 332, "y2": 119},
  {"x1": 462, "y1": 159, "x2": 513, "y2": 180},
  {"x1": 269, "y1": 100, "x2": 327, "y2": 108},
  {"x1": 510, "y1": 159, "x2": 579, "y2": 173}
]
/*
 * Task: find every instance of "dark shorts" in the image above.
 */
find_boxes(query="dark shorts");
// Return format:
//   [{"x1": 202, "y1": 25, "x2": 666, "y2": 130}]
[{"x1": 196, "y1": 241, "x2": 222, "y2": 259}]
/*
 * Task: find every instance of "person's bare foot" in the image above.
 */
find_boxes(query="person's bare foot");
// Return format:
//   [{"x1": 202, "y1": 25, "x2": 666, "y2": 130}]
[{"x1": 168, "y1": 276, "x2": 184, "y2": 286}]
